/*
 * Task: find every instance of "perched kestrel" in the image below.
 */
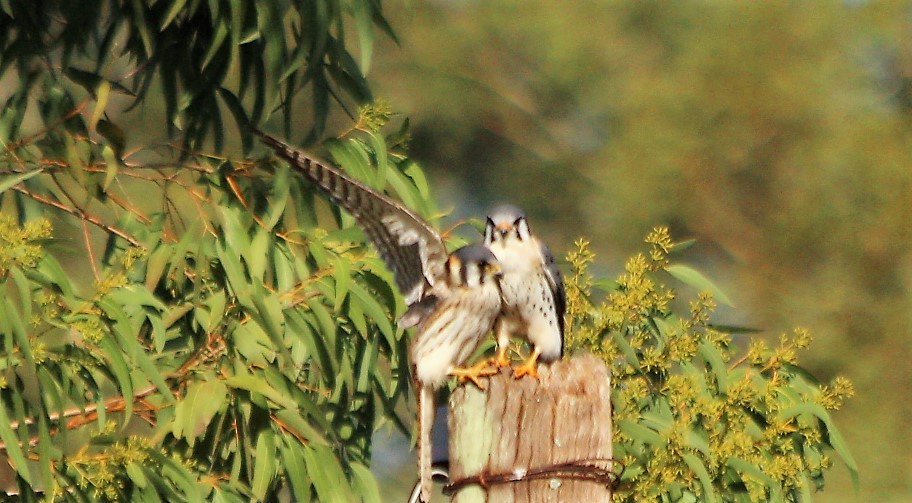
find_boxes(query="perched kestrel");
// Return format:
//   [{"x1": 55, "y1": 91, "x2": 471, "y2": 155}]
[
  {"x1": 410, "y1": 244, "x2": 502, "y2": 502},
  {"x1": 484, "y1": 204, "x2": 566, "y2": 378}
]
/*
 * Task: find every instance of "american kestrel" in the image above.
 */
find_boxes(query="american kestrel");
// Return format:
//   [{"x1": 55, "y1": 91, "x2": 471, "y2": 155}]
[
  {"x1": 410, "y1": 244, "x2": 502, "y2": 502},
  {"x1": 253, "y1": 130, "x2": 502, "y2": 502},
  {"x1": 484, "y1": 204, "x2": 566, "y2": 379}
]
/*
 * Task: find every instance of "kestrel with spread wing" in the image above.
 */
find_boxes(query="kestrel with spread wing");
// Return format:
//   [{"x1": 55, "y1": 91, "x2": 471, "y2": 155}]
[{"x1": 253, "y1": 130, "x2": 502, "y2": 502}]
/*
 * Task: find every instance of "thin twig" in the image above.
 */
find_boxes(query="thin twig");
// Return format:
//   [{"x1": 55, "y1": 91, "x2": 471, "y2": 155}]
[{"x1": 12, "y1": 185, "x2": 141, "y2": 246}]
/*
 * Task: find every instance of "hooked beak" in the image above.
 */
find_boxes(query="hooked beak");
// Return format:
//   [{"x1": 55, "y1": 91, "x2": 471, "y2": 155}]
[{"x1": 490, "y1": 263, "x2": 503, "y2": 278}]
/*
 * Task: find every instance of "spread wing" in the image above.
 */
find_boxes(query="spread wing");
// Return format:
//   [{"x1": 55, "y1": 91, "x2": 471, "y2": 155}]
[
  {"x1": 539, "y1": 241, "x2": 566, "y2": 337},
  {"x1": 254, "y1": 129, "x2": 447, "y2": 306}
]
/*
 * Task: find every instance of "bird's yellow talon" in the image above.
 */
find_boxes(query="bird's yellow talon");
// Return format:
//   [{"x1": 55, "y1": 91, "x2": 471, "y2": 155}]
[
  {"x1": 512, "y1": 348, "x2": 542, "y2": 380},
  {"x1": 493, "y1": 347, "x2": 511, "y2": 368},
  {"x1": 449, "y1": 359, "x2": 498, "y2": 389}
]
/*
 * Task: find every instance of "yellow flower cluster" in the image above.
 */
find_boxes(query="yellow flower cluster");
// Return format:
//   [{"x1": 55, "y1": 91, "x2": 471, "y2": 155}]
[{"x1": 563, "y1": 229, "x2": 854, "y2": 502}]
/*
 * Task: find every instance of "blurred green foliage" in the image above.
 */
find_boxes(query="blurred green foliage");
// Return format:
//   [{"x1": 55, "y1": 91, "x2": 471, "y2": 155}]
[
  {"x1": 373, "y1": 2, "x2": 910, "y2": 500},
  {"x1": 0, "y1": 0, "x2": 393, "y2": 149}
]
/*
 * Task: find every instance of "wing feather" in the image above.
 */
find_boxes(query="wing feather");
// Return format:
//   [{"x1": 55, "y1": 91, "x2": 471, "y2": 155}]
[
  {"x1": 254, "y1": 129, "x2": 447, "y2": 305},
  {"x1": 538, "y1": 240, "x2": 567, "y2": 337}
]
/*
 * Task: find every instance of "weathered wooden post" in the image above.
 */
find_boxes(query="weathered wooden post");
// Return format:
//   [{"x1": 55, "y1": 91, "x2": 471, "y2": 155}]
[{"x1": 446, "y1": 354, "x2": 614, "y2": 502}]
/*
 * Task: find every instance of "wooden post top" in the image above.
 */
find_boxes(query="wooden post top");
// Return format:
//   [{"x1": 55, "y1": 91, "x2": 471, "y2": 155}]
[{"x1": 446, "y1": 353, "x2": 614, "y2": 502}]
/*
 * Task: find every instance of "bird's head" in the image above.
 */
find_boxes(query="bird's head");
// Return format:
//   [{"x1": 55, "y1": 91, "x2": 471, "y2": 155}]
[
  {"x1": 484, "y1": 204, "x2": 531, "y2": 246},
  {"x1": 447, "y1": 244, "x2": 502, "y2": 288}
]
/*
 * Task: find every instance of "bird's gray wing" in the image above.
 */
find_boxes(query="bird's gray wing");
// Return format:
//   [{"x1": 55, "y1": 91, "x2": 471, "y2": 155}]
[
  {"x1": 539, "y1": 241, "x2": 566, "y2": 337},
  {"x1": 254, "y1": 129, "x2": 447, "y2": 306}
]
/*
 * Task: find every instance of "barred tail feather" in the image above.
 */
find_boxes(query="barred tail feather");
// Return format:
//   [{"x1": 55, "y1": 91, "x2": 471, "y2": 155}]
[{"x1": 417, "y1": 384, "x2": 435, "y2": 502}]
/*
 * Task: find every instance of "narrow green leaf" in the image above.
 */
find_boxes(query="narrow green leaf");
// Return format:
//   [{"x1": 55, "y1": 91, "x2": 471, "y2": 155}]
[
  {"x1": 682, "y1": 453, "x2": 717, "y2": 503},
  {"x1": 151, "y1": 450, "x2": 206, "y2": 503},
  {"x1": 130, "y1": 0, "x2": 155, "y2": 55},
  {"x1": 202, "y1": 19, "x2": 229, "y2": 69},
  {"x1": 0, "y1": 401, "x2": 30, "y2": 484},
  {"x1": 224, "y1": 374, "x2": 298, "y2": 410},
  {"x1": 232, "y1": 321, "x2": 276, "y2": 366},
  {"x1": 9, "y1": 267, "x2": 31, "y2": 325},
  {"x1": 205, "y1": 290, "x2": 227, "y2": 333},
  {"x1": 350, "y1": 463, "x2": 382, "y2": 503},
  {"x1": 357, "y1": 335, "x2": 378, "y2": 393},
  {"x1": 617, "y1": 419, "x2": 664, "y2": 446},
  {"x1": 304, "y1": 444, "x2": 350, "y2": 501},
  {"x1": 101, "y1": 145, "x2": 119, "y2": 191},
  {"x1": 273, "y1": 409, "x2": 329, "y2": 446},
  {"x1": 247, "y1": 228, "x2": 270, "y2": 280},
  {"x1": 216, "y1": 241, "x2": 253, "y2": 309},
  {"x1": 252, "y1": 430, "x2": 277, "y2": 499},
  {"x1": 160, "y1": 0, "x2": 189, "y2": 29},
  {"x1": 97, "y1": 334, "x2": 135, "y2": 420},
  {"x1": 698, "y1": 340, "x2": 729, "y2": 394},
  {"x1": 279, "y1": 437, "x2": 312, "y2": 502},
  {"x1": 331, "y1": 256, "x2": 351, "y2": 312},
  {"x1": 348, "y1": 281, "x2": 394, "y2": 346},
  {"x1": 37, "y1": 411, "x2": 55, "y2": 495},
  {"x1": 665, "y1": 264, "x2": 734, "y2": 307},
  {"x1": 727, "y1": 457, "x2": 781, "y2": 500},
  {"x1": 126, "y1": 462, "x2": 148, "y2": 489},
  {"x1": 0, "y1": 169, "x2": 42, "y2": 193},
  {"x1": 352, "y1": 0, "x2": 374, "y2": 73},
  {"x1": 89, "y1": 79, "x2": 110, "y2": 132}
]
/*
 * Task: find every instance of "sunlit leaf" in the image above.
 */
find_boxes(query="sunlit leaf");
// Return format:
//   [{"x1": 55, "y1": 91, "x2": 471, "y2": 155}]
[
  {"x1": 174, "y1": 380, "x2": 227, "y2": 445},
  {"x1": 251, "y1": 430, "x2": 276, "y2": 499},
  {"x1": 0, "y1": 169, "x2": 42, "y2": 194},
  {"x1": 665, "y1": 264, "x2": 734, "y2": 307}
]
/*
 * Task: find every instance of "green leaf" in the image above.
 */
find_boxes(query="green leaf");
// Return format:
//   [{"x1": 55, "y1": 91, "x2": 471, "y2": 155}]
[
  {"x1": 304, "y1": 444, "x2": 350, "y2": 502},
  {"x1": 682, "y1": 453, "x2": 718, "y2": 503},
  {"x1": 0, "y1": 169, "x2": 42, "y2": 193},
  {"x1": 126, "y1": 462, "x2": 148, "y2": 489},
  {"x1": 348, "y1": 281, "x2": 394, "y2": 347},
  {"x1": 331, "y1": 255, "x2": 351, "y2": 311},
  {"x1": 247, "y1": 227, "x2": 271, "y2": 280},
  {"x1": 97, "y1": 334, "x2": 135, "y2": 420},
  {"x1": 727, "y1": 457, "x2": 781, "y2": 500},
  {"x1": 665, "y1": 264, "x2": 734, "y2": 307},
  {"x1": 350, "y1": 463, "x2": 382, "y2": 503},
  {"x1": 698, "y1": 340, "x2": 729, "y2": 394},
  {"x1": 352, "y1": 0, "x2": 374, "y2": 73},
  {"x1": 232, "y1": 320, "x2": 276, "y2": 366},
  {"x1": 279, "y1": 437, "x2": 312, "y2": 502},
  {"x1": 160, "y1": 0, "x2": 189, "y2": 29},
  {"x1": 0, "y1": 400, "x2": 31, "y2": 484},
  {"x1": 252, "y1": 429, "x2": 277, "y2": 499},
  {"x1": 202, "y1": 19, "x2": 229, "y2": 69},
  {"x1": 217, "y1": 240, "x2": 253, "y2": 309},
  {"x1": 101, "y1": 145, "x2": 119, "y2": 191},
  {"x1": 225, "y1": 373, "x2": 298, "y2": 410},
  {"x1": 173, "y1": 380, "x2": 227, "y2": 445},
  {"x1": 150, "y1": 449, "x2": 206, "y2": 503},
  {"x1": 617, "y1": 419, "x2": 664, "y2": 446}
]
